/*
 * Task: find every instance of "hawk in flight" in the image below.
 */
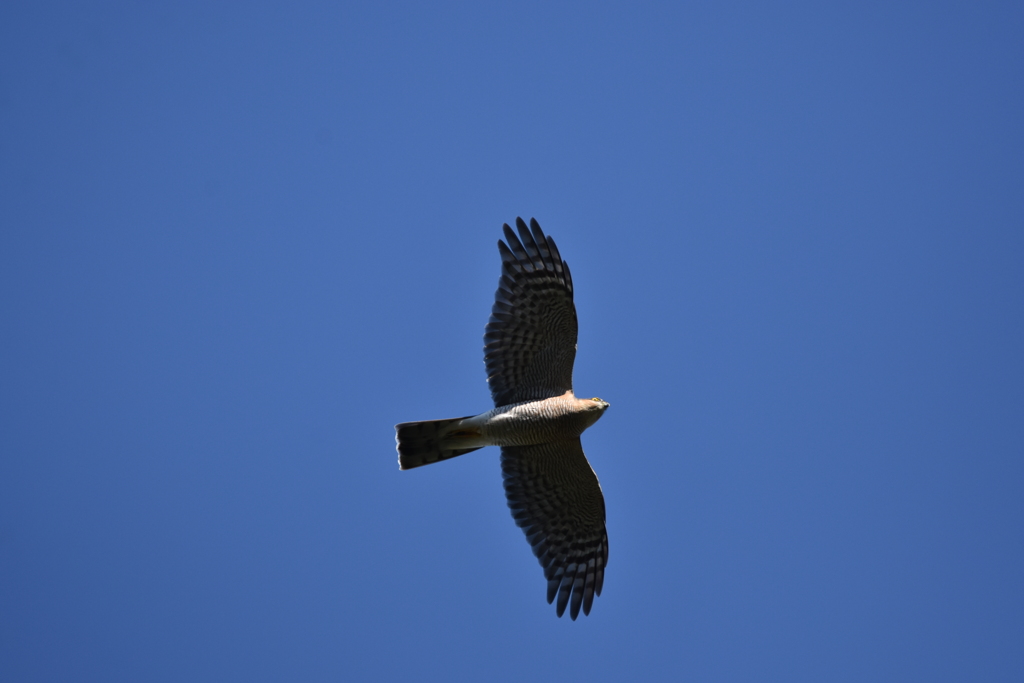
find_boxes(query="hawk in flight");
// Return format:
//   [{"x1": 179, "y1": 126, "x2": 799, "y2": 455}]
[{"x1": 395, "y1": 218, "x2": 610, "y2": 620}]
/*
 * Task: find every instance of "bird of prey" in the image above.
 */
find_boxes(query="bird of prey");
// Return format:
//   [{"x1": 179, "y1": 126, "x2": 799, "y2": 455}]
[{"x1": 395, "y1": 218, "x2": 610, "y2": 620}]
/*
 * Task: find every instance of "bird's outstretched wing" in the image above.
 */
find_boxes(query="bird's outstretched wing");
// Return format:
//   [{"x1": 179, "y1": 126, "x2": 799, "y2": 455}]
[
  {"x1": 484, "y1": 218, "x2": 577, "y2": 407},
  {"x1": 500, "y1": 439, "x2": 608, "y2": 620}
]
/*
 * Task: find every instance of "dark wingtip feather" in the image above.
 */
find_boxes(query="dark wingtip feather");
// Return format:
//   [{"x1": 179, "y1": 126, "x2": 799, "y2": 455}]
[
  {"x1": 516, "y1": 221, "x2": 542, "y2": 266},
  {"x1": 529, "y1": 217, "x2": 544, "y2": 238},
  {"x1": 497, "y1": 239, "x2": 515, "y2": 263},
  {"x1": 556, "y1": 572, "x2": 574, "y2": 617},
  {"x1": 547, "y1": 578, "x2": 559, "y2": 604},
  {"x1": 502, "y1": 223, "x2": 519, "y2": 248},
  {"x1": 582, "y1": 565, "x2": 596, "y2": 615},
  {"x1": 502, "y1": 221, "x2": 531, "y2": 266},
  {"x1": 529, "y1": 219, "x2": 551, "y2": 261},
  {"x1": 569, "y1": 575, "x2": 584, "y2": 620}
]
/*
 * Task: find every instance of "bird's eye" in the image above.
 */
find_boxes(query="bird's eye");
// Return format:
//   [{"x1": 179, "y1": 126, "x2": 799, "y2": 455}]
[{"x1": 591, "y1": 397, "x2": 603, "y2": 402}]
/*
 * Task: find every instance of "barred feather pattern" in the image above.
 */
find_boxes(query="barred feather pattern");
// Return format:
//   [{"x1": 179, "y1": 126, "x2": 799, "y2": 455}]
[
  {"x1": 395, "y1": 416, "x2": 482, "y2": 470},
  {"x1": 500, "y1": 439, "x2": 608, "y2": 620},
  {"x1": 485, "y1": 218, "x2": 577, "y2": 408}
]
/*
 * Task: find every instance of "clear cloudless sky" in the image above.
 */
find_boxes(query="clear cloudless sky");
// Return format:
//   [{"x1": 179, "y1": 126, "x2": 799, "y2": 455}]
[{"x1": 2, "y1": 2, "x2": 1022, "y2": 681}]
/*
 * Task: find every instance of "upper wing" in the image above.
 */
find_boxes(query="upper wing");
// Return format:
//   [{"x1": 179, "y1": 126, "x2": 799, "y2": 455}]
[
  {"x1": 500, "y1": 439, "x2": 608, "y2": 620},
  {"x1": 484, "y1": 218, "x2": 578, "y2": 407}
]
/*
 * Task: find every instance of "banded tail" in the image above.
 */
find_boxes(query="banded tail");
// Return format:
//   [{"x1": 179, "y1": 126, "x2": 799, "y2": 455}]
[{"x1": 395, "y1": 416, "x2": 485, "y2": 470}]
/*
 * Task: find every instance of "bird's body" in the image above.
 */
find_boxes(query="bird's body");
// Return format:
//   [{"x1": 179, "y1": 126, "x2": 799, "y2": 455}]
[
  {"x1": 397, "y1": 391, "x2": 607, "y2": 458},
  {"x1": 395, "y1": 218, "x2": 610, "y2": 620}
]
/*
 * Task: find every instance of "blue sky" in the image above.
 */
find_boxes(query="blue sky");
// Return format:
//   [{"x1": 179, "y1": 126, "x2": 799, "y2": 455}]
[{"x1": 2, "y1": 2, "x2": 1022, "y2": 681}]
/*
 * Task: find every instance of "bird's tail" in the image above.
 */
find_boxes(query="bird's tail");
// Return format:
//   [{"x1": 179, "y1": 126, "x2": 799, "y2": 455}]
[{"x1": 395, "y1": 416, "x2": 485, "y2": 470}]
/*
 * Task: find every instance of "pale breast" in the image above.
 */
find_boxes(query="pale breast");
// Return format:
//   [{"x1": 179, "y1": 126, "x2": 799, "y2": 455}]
[{"x1": 481, "y1": 393, "x2": 603, "y2": 447}]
